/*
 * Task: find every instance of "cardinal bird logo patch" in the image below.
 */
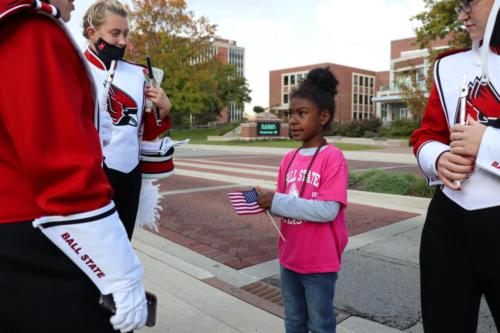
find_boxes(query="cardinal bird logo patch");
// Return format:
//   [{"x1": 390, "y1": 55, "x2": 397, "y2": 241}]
[
  {"x1": 456, "y1": 77, "x2": 500, "y2": 128},
  {"x1": 107, "y1": 84, "x2": 138, "y2": 127}
]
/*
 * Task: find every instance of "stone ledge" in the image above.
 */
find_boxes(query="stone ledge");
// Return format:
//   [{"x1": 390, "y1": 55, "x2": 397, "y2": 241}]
[
  {"x1": 327, "y1": 136, "x2": 409, "y2": 147},
  {"x1": 207, "y1": 136, "x2": 290, "y2": 141}
]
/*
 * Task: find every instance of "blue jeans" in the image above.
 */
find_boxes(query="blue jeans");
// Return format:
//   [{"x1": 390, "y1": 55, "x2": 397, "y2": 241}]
[{"x1": 280, "y1": 265, "x2": 338, "y2": 333}]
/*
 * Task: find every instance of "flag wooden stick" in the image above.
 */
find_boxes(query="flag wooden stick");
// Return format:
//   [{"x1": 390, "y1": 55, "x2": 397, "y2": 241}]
[{"x1": 266, "y1": 210, "x2": 285, "y2": 242}]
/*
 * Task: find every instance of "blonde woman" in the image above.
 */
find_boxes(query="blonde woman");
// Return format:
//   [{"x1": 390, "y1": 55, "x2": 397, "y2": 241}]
[{"x1": 82, "y1": 0, "x2": 172, "y2": 239}]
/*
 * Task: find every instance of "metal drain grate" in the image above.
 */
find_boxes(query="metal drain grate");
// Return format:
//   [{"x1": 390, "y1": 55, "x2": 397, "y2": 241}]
[
  {"x1": 203, "y1": 277, "x2": 285, "y2": 318},
  {"x1": 241, "y1": 281, "x2": 351, "y2": 324},
  {"x1": 241, "y1": 281, "x2": 283, "y2": 306}
]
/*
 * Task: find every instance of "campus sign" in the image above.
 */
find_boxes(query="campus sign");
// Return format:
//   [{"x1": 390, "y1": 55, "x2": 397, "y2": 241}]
[{"x1": 257, "y1": 122, "x2": 280, "y2": 136}]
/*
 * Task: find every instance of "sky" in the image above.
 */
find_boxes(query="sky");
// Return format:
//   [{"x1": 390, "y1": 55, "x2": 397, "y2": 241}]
[{"x1": 67, "y1": 0, "x2": 426, "y2": 111}]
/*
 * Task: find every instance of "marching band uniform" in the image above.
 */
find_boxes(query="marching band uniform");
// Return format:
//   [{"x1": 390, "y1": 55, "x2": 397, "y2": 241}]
[
  {"x1": 411, "y1": 2, "x2": 500, "y2": 330},
  {"x1": 0, "y1": 2, "x2": 147, "y2": 332},
  {"x1": 84, "y1": 48, "x2": 171, "y2": 238}
]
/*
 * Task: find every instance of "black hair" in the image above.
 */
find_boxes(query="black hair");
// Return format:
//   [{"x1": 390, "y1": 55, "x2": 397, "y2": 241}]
[
  {"x1": 491, "y1": 9, "x2": 500, "y2": 47},
  {"x1": 290, "y1": 67, "x2": 339, "y2": 128}
]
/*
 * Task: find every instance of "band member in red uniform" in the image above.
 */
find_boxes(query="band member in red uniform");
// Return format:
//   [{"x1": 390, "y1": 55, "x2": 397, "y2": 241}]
[
  {"x1": 0, "y1": 1, "x2": 147, "y2": 332},
  {"x1": 411, "y1": 0, "x2": 500, "y2": 331},
  {"x1": 82, "y1": 0, "x2": 172, "y2": 239}
]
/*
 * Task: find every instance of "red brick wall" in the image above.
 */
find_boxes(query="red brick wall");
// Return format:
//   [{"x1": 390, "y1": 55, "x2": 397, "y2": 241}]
[
  {"x1": 269, "y1": 69, "x2": 283, "y2": 109},
  {"x1": 375, "y1": 71, "x2": 390, "y2": 91},
  {"x1": 217, "y1": 106, "x2": 229, "y2": 124},
  {"x1": 391, "y1": 36, "x2": 451, "y2": 60},
  {"x1": 391, "y1": 37, "x2": 419, "y2": 60},
  {"x1": 240, "y1": 123, "x2": 255, "y2": 137},
  {"x1": 269, "y1": 63, "x2": 377, "y2": 122},
  {"x1": 215, "y1": 46, "x2": 229, "y2": 123},
  {"x1": 216, "y1": 47, "x2": 228, "y2": 64},
  {"x1": 393, "y1": 57, "x2": 425, "y2": 70}
]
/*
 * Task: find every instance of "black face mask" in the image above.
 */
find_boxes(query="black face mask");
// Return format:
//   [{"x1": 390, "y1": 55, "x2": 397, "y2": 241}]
[{"x1": 94, "y1": 38, "x2": 126, "y2": 69}]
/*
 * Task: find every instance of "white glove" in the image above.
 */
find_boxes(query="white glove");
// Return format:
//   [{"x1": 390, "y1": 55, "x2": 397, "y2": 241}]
[
  {"x1": 100, "y1": 109, "x2": 113, "y2": 147},
  {"x1": 33, "y1": 202, "x2": 147, "y2": 332},
  {"x1": 110, "y1": 282, "x2": 148, "y2": 332}
]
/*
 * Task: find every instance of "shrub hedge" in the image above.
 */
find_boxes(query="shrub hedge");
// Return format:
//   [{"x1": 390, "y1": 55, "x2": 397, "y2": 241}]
[{"x1": 349, "y1": 169, "x2": 434, "y2": 198}]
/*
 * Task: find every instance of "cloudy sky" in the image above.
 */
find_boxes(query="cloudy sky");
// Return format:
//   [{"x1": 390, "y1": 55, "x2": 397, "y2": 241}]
[{"x1": 67, "y1": 0, "x2": 426, "y2": 110}]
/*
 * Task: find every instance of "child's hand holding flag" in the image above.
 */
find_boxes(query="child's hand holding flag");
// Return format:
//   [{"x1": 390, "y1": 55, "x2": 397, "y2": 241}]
[
  {"x1": 255, "y1": 186, "x2": 274, "y2": 209},
  {"x1": 226, "y1": 187, "x2": 285, "y2": 241}
]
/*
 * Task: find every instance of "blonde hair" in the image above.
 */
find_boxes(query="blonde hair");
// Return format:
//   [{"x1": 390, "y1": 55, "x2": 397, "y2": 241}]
[{"x1": 82, "y1": 0, "x2": 128, "y2": 39}]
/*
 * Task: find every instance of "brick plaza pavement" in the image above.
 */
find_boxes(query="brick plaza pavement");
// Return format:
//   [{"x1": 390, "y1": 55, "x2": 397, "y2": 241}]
[{"x1": 155, "y1": 152, "x2": 419, "y2": 270}]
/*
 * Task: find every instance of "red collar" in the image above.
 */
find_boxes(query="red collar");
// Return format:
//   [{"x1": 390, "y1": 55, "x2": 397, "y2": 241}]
[
  {"x1": 0, "y1": 0, "x2": 59, "y2": 22},
  {"x1": 84, "y1": 47, "x2": 106, "y2": 70}
]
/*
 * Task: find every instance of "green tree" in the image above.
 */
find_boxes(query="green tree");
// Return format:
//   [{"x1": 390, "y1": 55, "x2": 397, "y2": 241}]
[
  {"x1": 414, "y1": 0, "x2": 470, "y2": 49},
  {"x1": 396, "y1": 0, "x2": 470, "y2": 122},
  {"x1": 127, "y1": 0, "x2": 251, "y2": 126},
  {"x1": 253, "y1": 106, "x2": 265, "y2": 113},
  {"x1": 194, "y1": 61, "x2": 251, "y2": 123}
]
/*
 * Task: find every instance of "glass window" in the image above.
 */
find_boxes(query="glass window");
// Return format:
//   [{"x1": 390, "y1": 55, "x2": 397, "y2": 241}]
[
  {"x1": 353, "y1": 75, "x2": 358, "y2": 86},
  {"x1": 291, "y1": 75, "x2": 296, "y2": 85},
  {"x1": 284, "y1": 76, "x2": 289, "y2": 86},
  {"x1": 359, "y1": 94, "x2": 363, "y2": 104},
  {"x1": 370, "y1": 78, "x2": 374, "y2": 87},
  {"x1": 353, "y1": 94, "x2": 358, "y2": 104},
  {"x1": 365, "y1": 77, "x2": 369, "y2": 87},
  {"x1": 359, "y1": 76, "x2": 363, "y2": 86},
  {"x1": 365, "y1": 95, "x2": 368, "y2": 104},
  {"x1": 283, "y1": 93, "x2": 289, "y2": 104},
  {"x1": 353, "y1": 112, "x2": 357, "y2": 120}
]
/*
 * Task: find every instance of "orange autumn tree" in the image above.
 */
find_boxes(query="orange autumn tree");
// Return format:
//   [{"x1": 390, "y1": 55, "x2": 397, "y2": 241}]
[{"x1": 127, "y1": 0, "x2": 251, "y2": 126}]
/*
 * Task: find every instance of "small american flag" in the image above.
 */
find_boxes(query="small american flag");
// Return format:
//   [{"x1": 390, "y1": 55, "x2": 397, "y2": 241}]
[{"x1": 227, "y1": 188, "x2": 265, "y2": 215}]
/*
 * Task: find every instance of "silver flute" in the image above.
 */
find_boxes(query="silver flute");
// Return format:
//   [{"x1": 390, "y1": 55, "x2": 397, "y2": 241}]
[
  {"x1": 146, "y1": 56, "x2": 162, "y2": 126},
  {"x1": 453, "y1": 74, "x2": 468, "y2": 187},
  {"x1": 101, "y1": 60, "x2": 117, "y2": 115},
  {"x1": 98, "y1": 60, "x2": 117, "y2": 147}
]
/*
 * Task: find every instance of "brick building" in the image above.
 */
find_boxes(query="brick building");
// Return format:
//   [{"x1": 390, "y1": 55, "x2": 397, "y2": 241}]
[
  {"x1": 373, "y1": 36, "x2": 450, "y2": 123},
  {"x1": 213, "y1": 38, "x2": 245, "y2": 123},
  {"x1": 192, "y1": 37, "x2": 246, "y2": 124},
  {"x1": 269, "y1": 63, "x2": 384, "y2": 122}
]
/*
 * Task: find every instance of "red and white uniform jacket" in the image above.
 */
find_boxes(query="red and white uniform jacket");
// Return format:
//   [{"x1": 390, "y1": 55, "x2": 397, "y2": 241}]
[
  {"x1": 0, "y1": 4, "x2": 146, "y2": 303},
  {"x1": 0, "y1": 2, "x2": 113, "y2": 223},
  {"x1": 411, "y1": 47, "x2": 500, "y2": 210},
  {"x1": 84, "y1": 49, "x2": 171, "y2": 173}
]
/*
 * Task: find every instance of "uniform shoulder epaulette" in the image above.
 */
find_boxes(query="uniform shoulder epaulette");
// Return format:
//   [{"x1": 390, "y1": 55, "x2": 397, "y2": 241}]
[
  {"x1": 0, "y1": 0, "x2": 60, "y2": 22},
  {"x1": 435, "y1": 48, "x2": 471, "y2": 61}
]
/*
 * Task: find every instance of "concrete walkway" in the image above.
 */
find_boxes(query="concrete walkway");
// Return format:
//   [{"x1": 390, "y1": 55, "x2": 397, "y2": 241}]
[
  {"x1": 132, "y1": 192, "x2": 426, "y2": 333},
  {"x1": 133, "y1": 220, "x2": 412, "y2": 333},
  {"x1": 184, "y1": 144, "x2": 417, "y2": 165},
  {"x1": 135, "y1": 236, "x2": 284, "y2": 332},
  {"x1": 131, "y1": 144, "x2": 496, "y2": 332},
  {"x1": 134, "y1": 202, "x2": 496, "y2": 333}
]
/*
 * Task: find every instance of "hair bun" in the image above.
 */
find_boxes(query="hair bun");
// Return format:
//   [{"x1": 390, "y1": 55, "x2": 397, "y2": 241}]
[{"x1": 305, "y1": 67, "x2": 338, "y2": 97}]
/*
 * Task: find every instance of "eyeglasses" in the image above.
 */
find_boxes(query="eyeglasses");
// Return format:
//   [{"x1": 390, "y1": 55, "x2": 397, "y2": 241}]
[{"x1": 455, "y1": 1, "x2": 473, "y2": 16}]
